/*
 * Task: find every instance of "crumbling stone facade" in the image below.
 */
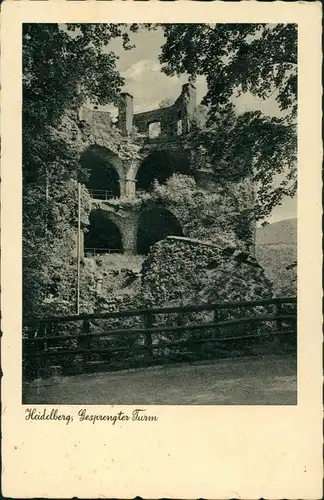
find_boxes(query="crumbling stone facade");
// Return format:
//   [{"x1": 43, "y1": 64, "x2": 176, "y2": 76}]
[
  {"x1": 141, "y1": 236, "x2": 273, "y2": 307},
  {"x1": 58, "y1": 82, "x2": 254, "y2": 258},
  {"x1": 78, "y1": 83, "x2": 198, "y2": 197},
  {"x1": 132, "y1": 83, "x2": 196, "y2": 137}
]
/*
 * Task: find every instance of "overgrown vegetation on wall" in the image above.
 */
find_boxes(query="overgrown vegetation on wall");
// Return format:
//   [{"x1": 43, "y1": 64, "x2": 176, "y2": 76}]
[
  {"x1": 23, "y1": 24, "x2": 297, "y2": 322},
  {"x1": 141, "y1": 237, "x2": 273, "y2": 308},
  {"x1": 140, "y1": 174, "x2": 254, "y2": 248},
  {"x1": 157, "y1": 23, "x2": 297, "y2": 223},
  {"x1": 23, "y1": 24, "x2": 134, "y2": 318}
]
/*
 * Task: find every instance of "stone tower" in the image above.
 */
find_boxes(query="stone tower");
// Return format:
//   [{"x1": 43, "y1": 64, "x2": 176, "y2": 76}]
[
  {"x1": 118, "y1": 92, "x2": 133, "y2": 136},
  {"x1": 75, "y1": 82, "x2": 254, "y2": 258}
]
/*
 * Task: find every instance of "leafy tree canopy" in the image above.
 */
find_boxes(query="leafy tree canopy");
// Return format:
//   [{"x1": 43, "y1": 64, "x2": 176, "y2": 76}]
[
  {"x1": 23, "y1": 23, "x2": 132, "y2": 183},
  {"x1": 153, "y1": 23, "x2": 297, "y2": 221},
  {"x1": 158, "y1": 23, "x2": 297, "y2": 120},
  {"x1": 140, "y1": 174, "x2": 253, "y2": 249},
  {"x1": 188, "y1": 105, "x2": 297, "y2": 220},
  {"x1": 23, "y1": 23, "x2": 131, "y2": 317},
  {"x1": 23, "y1": 23, "x2": 131, "y2": 129}
]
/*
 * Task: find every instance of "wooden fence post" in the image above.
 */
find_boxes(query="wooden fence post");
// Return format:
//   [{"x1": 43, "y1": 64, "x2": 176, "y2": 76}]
[
  {"x1": 31, "y1": 322, "x2": 46, "y2": 378},
  {"x1": 36, "y1": 335, "x2": 46, "y2": 378},
  {"x1": 274, "y1": 301, "x2": 282, "y2": 331},
  {"x1": 274, "y1": 300, "x2": 282, "y2": 343},
  {"x1": 79, "y1": 319, "x2": 92, "y2": 366},
  {"x1": 291, "y1": 309, "x2": 298, "y2": 347},
  {"x1": 212, "y1": 308, "x2": 220, "y2": 357},
  {"x1": 144, "y1": 312, "x2": 154, "y2": 362},
  {"x1": 213, "y1": 308, "x2": 219, "y2": 336}
]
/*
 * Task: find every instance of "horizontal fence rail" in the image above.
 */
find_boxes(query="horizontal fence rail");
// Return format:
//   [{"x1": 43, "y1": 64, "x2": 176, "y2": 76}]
[
  {"x1": 24, "y1": 297, "x2": 297, "y2": 326},
  {"x1": 23, "y1": 297, "x2": 297, "y2": 380}
]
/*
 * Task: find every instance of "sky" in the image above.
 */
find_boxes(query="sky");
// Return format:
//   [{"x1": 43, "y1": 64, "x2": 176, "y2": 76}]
[{"x1": 98, "y1": 26, "x2": 297, "y2": 224}]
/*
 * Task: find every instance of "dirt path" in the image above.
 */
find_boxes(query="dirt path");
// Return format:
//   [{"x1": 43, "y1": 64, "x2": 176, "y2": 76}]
[{"x1": 23, "y1": 354, "x2": 297, "y2": 405}]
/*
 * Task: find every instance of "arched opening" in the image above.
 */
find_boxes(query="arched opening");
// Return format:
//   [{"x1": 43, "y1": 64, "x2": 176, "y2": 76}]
[
  {"x1": 137, "y1": 208, "x2": 183, "y2": 255},
  {"x1": 88, "y1": 163, "x2": 120, "y2": 199},
  {"x1": 84, "y1": 210, "x2": 123, "y2": 256},
  {"x1": 136, "y1": 150, "x2": 193, "y2": 193},
  {"x1": 177, "y1": 110, "x2": 183, "y2": 135},
  {"x1": 80, "y1": 145, "x2": 125, "y2": 199},
  {"x1": 148, "y1": 121, "x2": 162, "y2": 139}
]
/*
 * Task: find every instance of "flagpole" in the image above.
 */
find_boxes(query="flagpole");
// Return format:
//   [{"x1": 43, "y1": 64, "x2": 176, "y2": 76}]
[{"x1": 76, "y1": 182, "x2": 81, "y2": 315}]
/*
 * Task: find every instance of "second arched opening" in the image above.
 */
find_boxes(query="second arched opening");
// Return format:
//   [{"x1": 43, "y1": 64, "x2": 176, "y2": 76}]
[
  {"x1": 135, "y1": 150, "x2": 194, "y2": 193},
  {"x1": 80, "y1": 145, "x2": 125, "y2": 200},
  {"x1": 136, "y1": 208, "x2": 183, "y2": 255},
  {"x1": 84, "y1": 210, "x2": 123, "y2": 256}
]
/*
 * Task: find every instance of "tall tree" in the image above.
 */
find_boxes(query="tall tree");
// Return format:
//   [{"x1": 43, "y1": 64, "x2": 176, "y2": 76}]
[
  {"x1": 23, "y1": 24, "x2": 131, "y2": 317},
  {"x1": 159, "y1": 23, "x2": 297, "y2": 119},
  {"x1": 157, "y1": 23, "x2": 297, "y2": 221},
  {"x1": 23, "y1": 23, "x2": 132, "y2": 183}
]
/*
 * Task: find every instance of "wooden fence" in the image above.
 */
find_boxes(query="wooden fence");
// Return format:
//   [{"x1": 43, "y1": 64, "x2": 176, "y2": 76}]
[{"x1": 23, "y1": 297, "x2": 297, "y2": 380}]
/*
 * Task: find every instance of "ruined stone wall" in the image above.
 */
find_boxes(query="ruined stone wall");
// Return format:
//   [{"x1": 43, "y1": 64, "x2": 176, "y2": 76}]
[
  {"x1": 56, "y1": 110, "x2": 144, "y2": 195},
  {"x1": 141, "y1": 236, "x2": 273, "y2": 308},
  {"x1": 90, "y1": 200, "x2": 140, "y2": 255},
  {"x1": 133, "y1": 83, "x2": 197, "y2": 137},
  {"x1": 174, "y1": 83, "x2": 197, "y2": 120},
  {"x1": 58, "y1": 81, "x2": 256, "y2": 261},
  {"x1": 133, "y1": 106, "x2": 177, "y2": 136},
  {"x1": 118, "y1": 93, "x2": 133, "y2": 136},
  {"x1": 79, "y1": 107, "x2": 113, "y2": 131}
]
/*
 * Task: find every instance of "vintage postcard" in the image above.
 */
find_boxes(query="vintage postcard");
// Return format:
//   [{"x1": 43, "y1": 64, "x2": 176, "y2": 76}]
[{"x1": 1, "y1": 1, "x2": 322, "y2": 498}]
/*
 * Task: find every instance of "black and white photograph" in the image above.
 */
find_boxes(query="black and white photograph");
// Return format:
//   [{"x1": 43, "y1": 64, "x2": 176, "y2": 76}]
[
  {"x1": 21, "y1": 22, "x2": 299, "y2": 405},
  {"x1": 1, "y1": 3, "x2": 322, "y2": 499}
]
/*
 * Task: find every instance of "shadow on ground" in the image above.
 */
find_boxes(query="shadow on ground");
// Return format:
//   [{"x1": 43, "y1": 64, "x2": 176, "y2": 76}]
[{"x1": 23, "y1": 354, "x2": 297, "y2": 405}]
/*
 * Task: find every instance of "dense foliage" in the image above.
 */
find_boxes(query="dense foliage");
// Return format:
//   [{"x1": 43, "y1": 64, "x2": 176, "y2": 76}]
[
  {"x1": 23, "y1": 24, "x2": 131, "y2": 317},
  {"x1": 141, "y1": 237, "x2": 273, "y2": 307},
  {"x1": 156, "y1": 23, "x2": 297, "y2": 221},
  {"x1": 140, "y1": 174, "x2": 254, "y2": 247},
  {"x1": 136, "y1": 237, "x2": 281, "y2": 362},
  {"x1": 23, "y1": 23, "x2": 298, "y2": 319},
  {"x1": 159, "y1": 24, "x2": 297, "y2": 118}
]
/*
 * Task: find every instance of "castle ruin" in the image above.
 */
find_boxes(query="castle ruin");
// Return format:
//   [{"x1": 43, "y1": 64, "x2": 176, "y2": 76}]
[
  {"x1": 73, "y1": 82, "x2": 253, "y2": 258},
  {"x1": 77, "y1": 82, "x2": 220, "y2": 257}
]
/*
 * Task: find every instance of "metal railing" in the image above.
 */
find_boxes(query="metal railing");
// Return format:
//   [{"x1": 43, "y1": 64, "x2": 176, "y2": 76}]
[
  {"x1": 88, "y1": 189, "x2": 119, "y2": 201},
  {"x1": 23, "y1": 297, "x2": 297, "y2": 380},
  {"x1": 84, "y1": 248, "x2": 122, "y2": 257}
]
